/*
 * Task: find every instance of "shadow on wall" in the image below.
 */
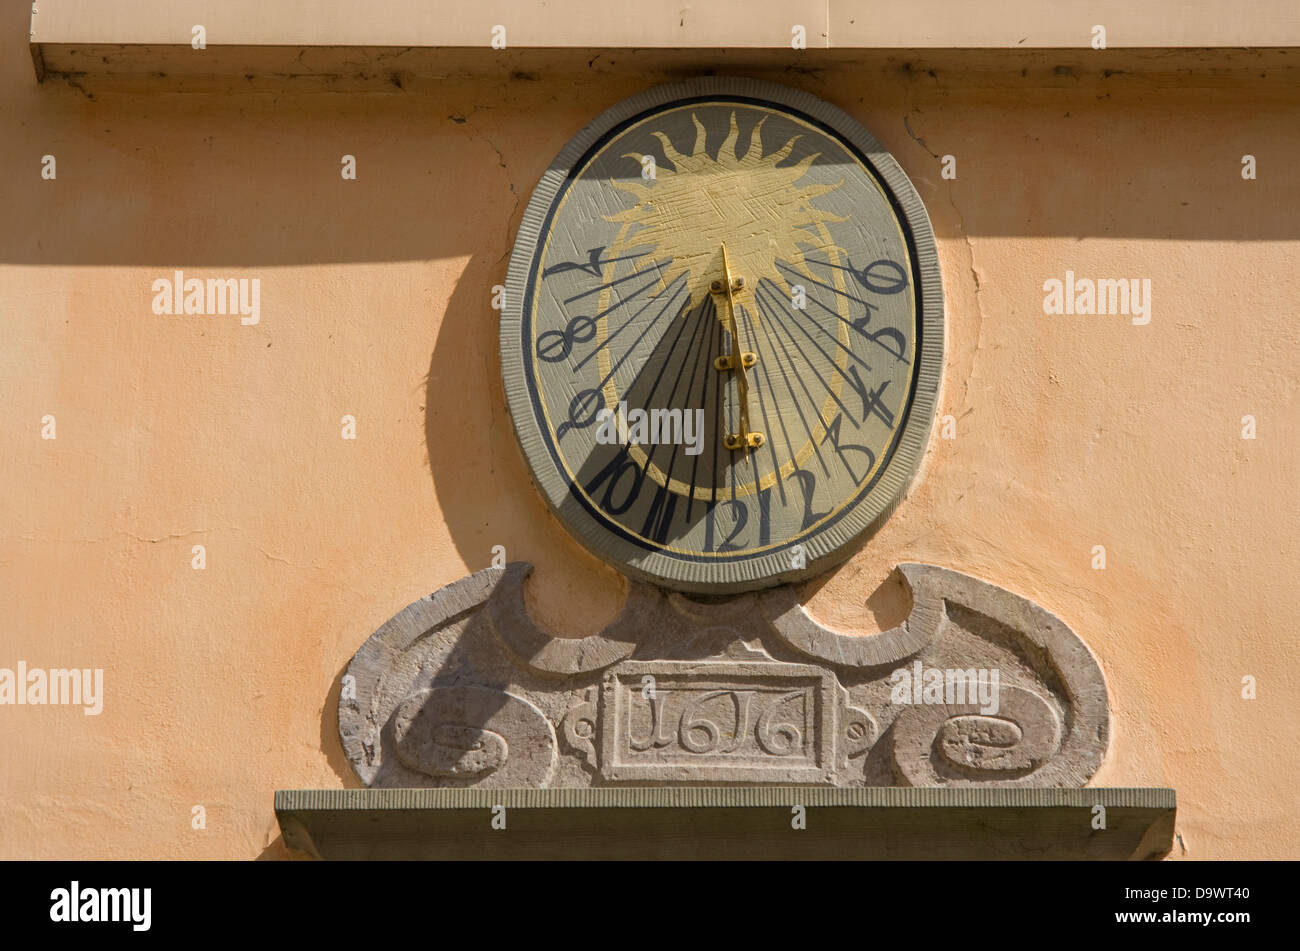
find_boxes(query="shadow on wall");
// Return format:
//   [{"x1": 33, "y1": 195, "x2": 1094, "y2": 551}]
[
  {"x1": 320, "y1": 658, "x2": 365, "y2": 789},
  {"x1": 422, "y1": 233, "x2": 631, "y2": 616},
  {"x1": 4, "y1": 10, "x2": 1298, "y2": 273}
]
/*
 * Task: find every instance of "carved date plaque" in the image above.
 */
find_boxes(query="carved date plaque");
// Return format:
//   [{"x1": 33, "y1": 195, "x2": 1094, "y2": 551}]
[{"x1": 598, "y1": 661, "x2": 836, "y2": 784}]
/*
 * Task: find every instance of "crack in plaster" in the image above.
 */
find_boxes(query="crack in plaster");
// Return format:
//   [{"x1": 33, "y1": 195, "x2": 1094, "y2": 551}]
[
  {"x1": 2, "y1": 528, "x2": 322, "y2": 570},
  {"x1": 903, "y1": 108, "x2": 987, "y2": 414},
  {"x1": 450, "y1": 106, "x2": 520, "y2": 266}
]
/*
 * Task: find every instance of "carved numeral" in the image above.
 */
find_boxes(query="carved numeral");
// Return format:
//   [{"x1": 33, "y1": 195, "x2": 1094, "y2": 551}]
[
  {"x1": 755, "y1": 691, "x2": 804, "y2": 756},
  {"x1": 705, "y1": 499, "x2": 750, "y2": 553},
  {"x1": 790, "y1": 469, "x2": 830, "y2": 531},
  {"x1": 583, "y1": 449, "x2": 645, "y2": 515},
  {"x1": 536, "y1": 314, "x2": 596, "y2": 363},
  {"x1": 756, "y1": 469, "x2": 828, "y2": 544},
  {"x1": 851, "y1": 258, "x2": 908, "y2": 295},
  {"x1": 556, "y1": 388, "x2": 604, "y2": 439},
  {"x1": 825, "y1": 414, "x2": 876, "y2": 483},
  {"x1": 842, "y1": 370, "x2": 896, "y2": 429}
]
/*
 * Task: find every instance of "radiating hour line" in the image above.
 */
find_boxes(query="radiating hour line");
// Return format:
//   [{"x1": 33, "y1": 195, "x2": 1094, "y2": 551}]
[
  {"x1": 689, "y1": 300, "x2": 721, "y2": 519},
  {"x1": 800, "y1": 290, "x2": 883, "y2": 362},
  {"x1": 754, "y1": 290, "x2": 832, "y2": 479},
  {"x1": 573, "y1": 271, "x2": 689, "y2": 372},
  {"x1": 556, "y1": 282, "x2": 689, "y2": 444},
  {"x1": 586, "y1": 279, "x2": 689, "y2": 390},
  {"x1": 563, "y1": 257, "x2": 669, "y2": 304},
  {"x1": 658, "y1": 298, "x2": 715, "y2": 507},
  {"x1": 761, "y1": 276, "x2": 874, "y2": 375},
  {"x1": 777, "y1": 259, "x2": 910, "y2": 365},
  {"x1": 542, "y1": 248, "x2": 649, "y2": 281},
  {"x1": 712, "y1": 314, "x2": 725, "y2": 505},
  {"x1": 641, "y1": 293, "x2": 713, "y2": 479},
  {"x1": 757, "y1": 281, "x2": 861, "y2": 425},
  {"x1": 775, "y1": 259, "x2": 873, "y2": 310},
  {"x1": 635, "y1": 288, "x2": 705, "y2": 422},
  {"x1": 737, "y1": 302, "x2": 789, "y2": 506},
  {"x1": 721, "y1": 324, "x2": 739, "y2": 503}
]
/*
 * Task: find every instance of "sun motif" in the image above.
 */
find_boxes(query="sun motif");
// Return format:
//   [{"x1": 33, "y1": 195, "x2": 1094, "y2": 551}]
[{"x1": 604, "y1": 111, "x2": 848, "y2": 308}]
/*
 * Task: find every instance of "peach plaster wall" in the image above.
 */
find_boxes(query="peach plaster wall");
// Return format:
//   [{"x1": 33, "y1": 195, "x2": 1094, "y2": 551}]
[{"x1": 0, "y1": 18, "x2": 1296, "y2": 858}]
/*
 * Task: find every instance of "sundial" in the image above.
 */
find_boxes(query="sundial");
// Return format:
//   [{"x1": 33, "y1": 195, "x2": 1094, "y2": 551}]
[
  {"x1": 501, "y1": 79, "x2": 942, "y2": 591},
  {"x1": 334, "y1": 79, "x2": 1111, "y2": 800}
]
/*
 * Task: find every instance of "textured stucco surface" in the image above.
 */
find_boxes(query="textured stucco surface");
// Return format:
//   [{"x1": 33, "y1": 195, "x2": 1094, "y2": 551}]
[{"x1": 1, "y1": 1, "x2": 1296, "y2": 858}]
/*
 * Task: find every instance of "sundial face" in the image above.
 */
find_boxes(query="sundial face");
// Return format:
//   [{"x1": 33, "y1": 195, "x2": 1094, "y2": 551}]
[{"x1": 502, "y1": 78, "x2": 943, "y2": 593}]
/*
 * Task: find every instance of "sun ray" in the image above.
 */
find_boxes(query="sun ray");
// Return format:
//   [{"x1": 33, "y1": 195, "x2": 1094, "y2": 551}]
[
  {"x1": 719, "y1": 111, "x2": 740, "y2": 162},
  {"x1": 766, "y1": 134, "x2": 801, "y2": 165},
  {"x1": 651, "y1": 131, "x2": 689, "y2": 169},
  {"x1": 742, "y1": 116, "x2": 768, "y2": 163},
  {"x1": 691, "y1": 114, "x2": 708, "y2": 156}
]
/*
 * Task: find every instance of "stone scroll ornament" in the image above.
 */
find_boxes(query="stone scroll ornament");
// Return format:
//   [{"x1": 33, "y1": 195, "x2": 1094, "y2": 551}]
[{"x1": 338, "y1": 563, "x2": 1110, "y2": 789}]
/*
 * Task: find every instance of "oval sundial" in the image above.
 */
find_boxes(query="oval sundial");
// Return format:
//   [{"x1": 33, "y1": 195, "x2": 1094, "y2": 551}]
[{"x1": 501, "y1": 78, "x2": 943, "y2": 593}]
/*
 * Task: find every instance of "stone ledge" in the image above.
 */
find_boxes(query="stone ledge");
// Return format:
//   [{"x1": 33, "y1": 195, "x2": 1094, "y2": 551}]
[
  {"x1": 274, "y1": 787, "x2": 1177, "y2": 860},
  {"x1": 30, "y1": 1, "x2": 1300, "y2": 50},
  {"x1": 30, "y1": 46, "x2": 1300, "y2": 93},
  {"x1": 29, "y1": 1, "x2": 1300, "y2": 85}
]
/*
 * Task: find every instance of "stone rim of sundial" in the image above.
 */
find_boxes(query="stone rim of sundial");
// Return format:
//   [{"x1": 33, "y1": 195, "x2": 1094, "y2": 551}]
[{"x1": 501, "y1": 76, "x2": 944, "y2": 593}]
